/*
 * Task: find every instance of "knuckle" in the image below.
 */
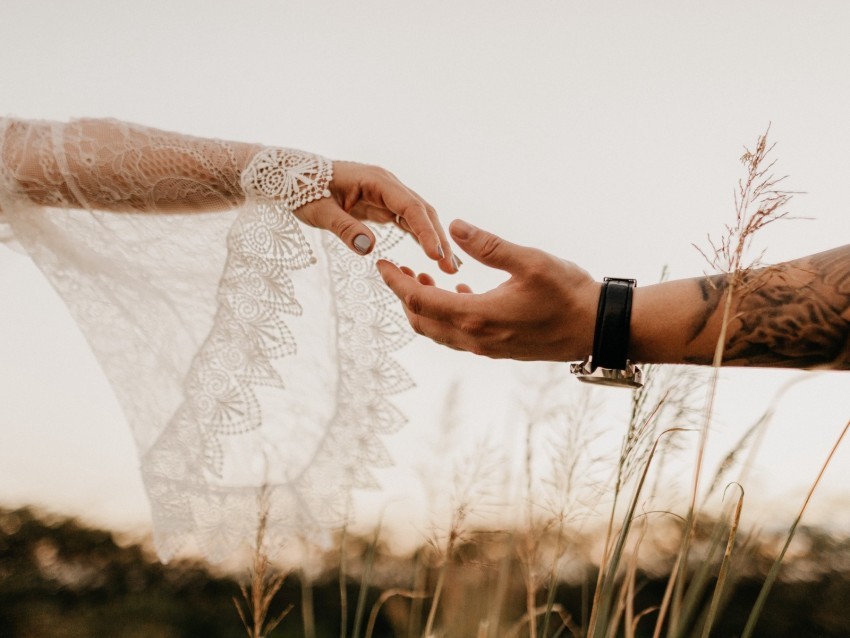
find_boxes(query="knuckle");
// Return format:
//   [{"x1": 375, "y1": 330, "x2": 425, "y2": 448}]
[
  {"x1": 359, "y1": 174, "x2": 377, "y2": 192},
  {"x1": 523, "y1": 252, "x2": 552, "y2": 281},
  {"x1": 403, "y1": 292, "x2": 423, "y2": 315},
  {"x1": 367, "y1": 165, "x2": 394, "y2": 183},
  {"x1": 459, "y1": 315, "x2": 486, "y2": 335},
  {"x1": 329, "y1": 215, "x2": 358, "y2": 239},
  {"x1": 477, "y1": 235, "x2": 503, "y2": 262},
  {"x1": 404, "y1": 201, "x2": 427, "y2": 220}
]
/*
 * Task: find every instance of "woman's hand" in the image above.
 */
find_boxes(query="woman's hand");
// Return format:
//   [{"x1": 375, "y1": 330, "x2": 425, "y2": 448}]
[
  {"x1": 377, "y1": 220, "x2": 600, "y2": 361},
  {"x1": 296, "y1": 161, "x2": 458, "y2": 273}
]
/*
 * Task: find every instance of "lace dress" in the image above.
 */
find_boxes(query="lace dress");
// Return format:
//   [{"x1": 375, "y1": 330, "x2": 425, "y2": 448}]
[{"x1": 0, "y1": 118, "x2": 412, "y2": 561}]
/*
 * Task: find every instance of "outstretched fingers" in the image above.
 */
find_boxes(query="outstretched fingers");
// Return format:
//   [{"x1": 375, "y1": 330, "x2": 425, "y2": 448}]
[
  {"x1": 377, "y1": 258, "x2": 475, "y2": 326},
  {"x1": 364, "y1": 175, "x2": 455, "y2": 268},
  {"x1": 408, "y1": 187, "x2": 456, "y2": 273},
  {"x1": 399, "y1": 264, "x2": 469, "y2": 292}
]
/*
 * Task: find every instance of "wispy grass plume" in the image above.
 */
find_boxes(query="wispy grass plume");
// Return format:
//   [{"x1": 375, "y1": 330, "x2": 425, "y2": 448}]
[{"x1": 234, "y1": 485, "x2": 291, "y2": 638}]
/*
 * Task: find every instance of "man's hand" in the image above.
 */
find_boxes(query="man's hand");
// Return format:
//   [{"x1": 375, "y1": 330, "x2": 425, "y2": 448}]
[
  {"x1": 378, "y1": 220, "x2": 600, "y2": 361},
  {"x1": 298, "y1": 161, "x2": 458, "y2": 273}
]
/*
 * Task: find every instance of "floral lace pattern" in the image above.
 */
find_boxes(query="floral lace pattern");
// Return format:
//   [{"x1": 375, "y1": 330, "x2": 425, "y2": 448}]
[
  {"x1": 0, "y1": 117, "x2": 413, "y2": 561},
  {"x1": 141, "y1": 219, "x2": 412, "y2": 561},
  {"x1": 241, "y1": 147, "x2": 333, "y2": 211}
]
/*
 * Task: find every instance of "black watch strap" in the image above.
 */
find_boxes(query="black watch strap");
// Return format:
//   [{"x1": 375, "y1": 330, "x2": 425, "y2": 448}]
[{"x1": 591, "y1": 277, "x2": 636, "y2": 371}]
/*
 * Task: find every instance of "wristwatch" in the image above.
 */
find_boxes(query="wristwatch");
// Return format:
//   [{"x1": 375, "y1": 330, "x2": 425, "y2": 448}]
[{"x1": 570, "y1": 277, "x2": 643, "y2": 388}]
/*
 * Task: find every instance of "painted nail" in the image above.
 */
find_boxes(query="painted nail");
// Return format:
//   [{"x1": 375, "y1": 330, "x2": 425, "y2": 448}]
[
  {"x1": 451, "y1": 254, "x2": 463, "y2": 270},
  {"x1": 437, "y1": 245, "x2": 445, "y2": 259},
  {"x1": 353, "y1": 234, "x2": 372, "y2": 254}
]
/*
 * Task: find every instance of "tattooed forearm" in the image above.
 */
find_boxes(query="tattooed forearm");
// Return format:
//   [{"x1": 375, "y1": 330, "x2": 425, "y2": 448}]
[
  {"x1": 685, "y1": 245, "x2": 850, "y2": 369},
  {"x1": 689, "y1": 274, "x2": 729, "y2": 342}
]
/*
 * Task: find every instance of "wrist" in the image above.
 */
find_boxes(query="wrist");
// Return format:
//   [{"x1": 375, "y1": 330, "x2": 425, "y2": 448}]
[
  {"x1": 571, "y1": 277, "x2": 642, "y2": 387},
  {"x1": 553, "y1": 278, "x2": 600, "y2": 362},
  {"x1": 574, "y1": 280, "x2": 602, "y2": 360},
  {"x1": 629, "y1": 279, "x2": 696, "y2": 364},
  {"x1": 241, "y1": 146, "x2": 333, "y2": 211}
]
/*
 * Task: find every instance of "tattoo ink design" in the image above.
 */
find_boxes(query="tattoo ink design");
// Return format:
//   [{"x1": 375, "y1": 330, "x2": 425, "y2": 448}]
[
  {"x1": 687, "y1": 246, "x2": 850, "y2": 369},
  {"x1": 689, "y1": 274, "x2": 729, "y2": 343}
]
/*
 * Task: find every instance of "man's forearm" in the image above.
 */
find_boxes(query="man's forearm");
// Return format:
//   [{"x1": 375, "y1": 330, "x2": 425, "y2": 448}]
[{"x1": 631, "y1": 245, "x2": 850, "y2": 369}]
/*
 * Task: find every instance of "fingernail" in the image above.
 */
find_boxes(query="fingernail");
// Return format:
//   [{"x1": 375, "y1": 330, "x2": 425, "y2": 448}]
[
  {"x1": 451, "y1": 219, "x2": 475, "y2": 241},
  {"x1": 437, "y1": 245, "x2": 445, "y2": 259},
  {"x1": 354, "y1": 234, "x2": 372, "y2": 254},
  {"x1": 451, "y1": 254, "x2": 463, "y2": 270}
]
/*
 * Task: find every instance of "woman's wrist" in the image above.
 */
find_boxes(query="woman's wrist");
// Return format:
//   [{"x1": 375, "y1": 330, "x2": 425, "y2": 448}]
[{"x1": 240, "y1": 146, "x2": 333, "y2": 212}]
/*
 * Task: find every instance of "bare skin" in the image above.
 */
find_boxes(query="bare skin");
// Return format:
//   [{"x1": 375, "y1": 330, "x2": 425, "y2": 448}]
[{"x1": 378, "y1": 220, "x2": 850, "y2": 370}]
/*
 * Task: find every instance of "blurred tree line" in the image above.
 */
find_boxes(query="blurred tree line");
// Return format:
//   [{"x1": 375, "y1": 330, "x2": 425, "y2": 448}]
[
  {"x1": 0, "y1": 507, "x2": 361, "y2": 638},
  {"x1": 2, "y1": 506, "x2": 850, "y2": 637}
]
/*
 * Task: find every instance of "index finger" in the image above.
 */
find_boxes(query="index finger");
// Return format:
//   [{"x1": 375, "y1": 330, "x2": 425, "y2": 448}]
[
  {"x1": 365, "y1": 177, "x2": 445, "y2": 262},
  {"x1": 408, "y1": 188, "x2": 457, "y2": 273},
  {"x1": 377, "y1": 260, "x2": 471, "y2": 322}
]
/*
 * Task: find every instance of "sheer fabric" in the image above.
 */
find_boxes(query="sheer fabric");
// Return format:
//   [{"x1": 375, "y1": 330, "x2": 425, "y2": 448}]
[{"x1": 0, "y1": 118, "x2": 412, "y2": 561}]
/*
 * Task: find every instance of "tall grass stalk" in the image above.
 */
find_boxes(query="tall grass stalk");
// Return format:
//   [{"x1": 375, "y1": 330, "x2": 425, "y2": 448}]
[
  {"x1": 586, "y1": 429, "x2": 645, "y2": 633},
  {"x1": 339, "y1": 526, "x2": 348, "y2": 638},
  {"x1": 662, "y1": 280, "x2": 737, "y2": 636},
  {"x1": 540, "y1": 522, "x2": 566, "y2": 638},
  {"x1": 536, "y1": 372, "x2": 603, "y2": 638},
  {"x1": 618, "y1": 535, "x2": 638, "y2": 638},
  {"x1": 406, "y1": 550, "x2": 428, "y2": 638},
  {"x1": 668, "y1": 303, "x2": 730, "y2": 627},
  {"x1": 351, "y1": 524, "x2": 382, "y2": 638},
  {"x1": 740, "y1": 418, "x2": 850, "y2": 638},
  {"x1": 518, "y1": 366, "x2": 570, "y2": 638},
  {"x1": 424, "y1": 430, "x2": 499, "y2": 636},
  {"x1": 521, "y1": 533, "x2": 539, "y2": 638},
  {"x1": 506, "y1": 604, "x2": 578, "y2": 638},
  {"x1": 365, "y1": 589, "x2": 426, "y2": 638},
  {"x1": 423, "y1": 496, "x2": 476, "y2": 636},
  {"x1": 423, "y1": 556, "x2": 448, "y2": 637},
  {"x1": 655, "y1": 125, "x2": 795, "y2": 637},
  {"x1": 300, "y1": 571, "x2": 316, "y2": 638},
  {"x1": 670, "y1": 512, "x2": 731, "y2": 637},
  {"x1": 485, "y1": 535, "x2": 515, "y2": 638},
  {"x1": 699, "y1": 484, "x2": 744, "y2": 638},
  {"x1": 588, "y1": 428, "x2": 689, "y2": 638},
  {"x1": 234, "y1": 486, "x2": 291, "y2": 638},
  {"x1": 589, "y1": 366, "x2": 677, "y2": 636},
  {"x1": 664, "y1": 379, "x2": 803, "y2": 637},
  {"x1": 585, "y1": 381, "x2": 668, "y2": 629}
]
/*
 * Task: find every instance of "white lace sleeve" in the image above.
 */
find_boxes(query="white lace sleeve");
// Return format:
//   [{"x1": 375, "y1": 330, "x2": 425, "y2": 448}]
[{"x1": 0, "y1": 117, "x2": 413, "y2": 561}]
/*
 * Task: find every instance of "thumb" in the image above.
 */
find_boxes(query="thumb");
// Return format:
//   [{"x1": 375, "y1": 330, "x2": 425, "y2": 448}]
[
  {"x1": 449, "y1": 219, "x2": 531, "y2": 272},
  {"x1": 298, "y1": 198, "x2": 377, "y2": 255}
]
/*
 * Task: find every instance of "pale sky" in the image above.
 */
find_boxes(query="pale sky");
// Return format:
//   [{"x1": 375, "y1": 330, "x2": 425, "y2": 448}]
[{"x1": 2, "y1": 0, "x2": 850, "y2": 551}]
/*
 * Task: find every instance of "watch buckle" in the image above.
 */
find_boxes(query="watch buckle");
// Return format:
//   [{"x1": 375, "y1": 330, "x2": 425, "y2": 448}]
[{"x1": 570, "y1": 358, "x2": 643, "y2": 389}]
